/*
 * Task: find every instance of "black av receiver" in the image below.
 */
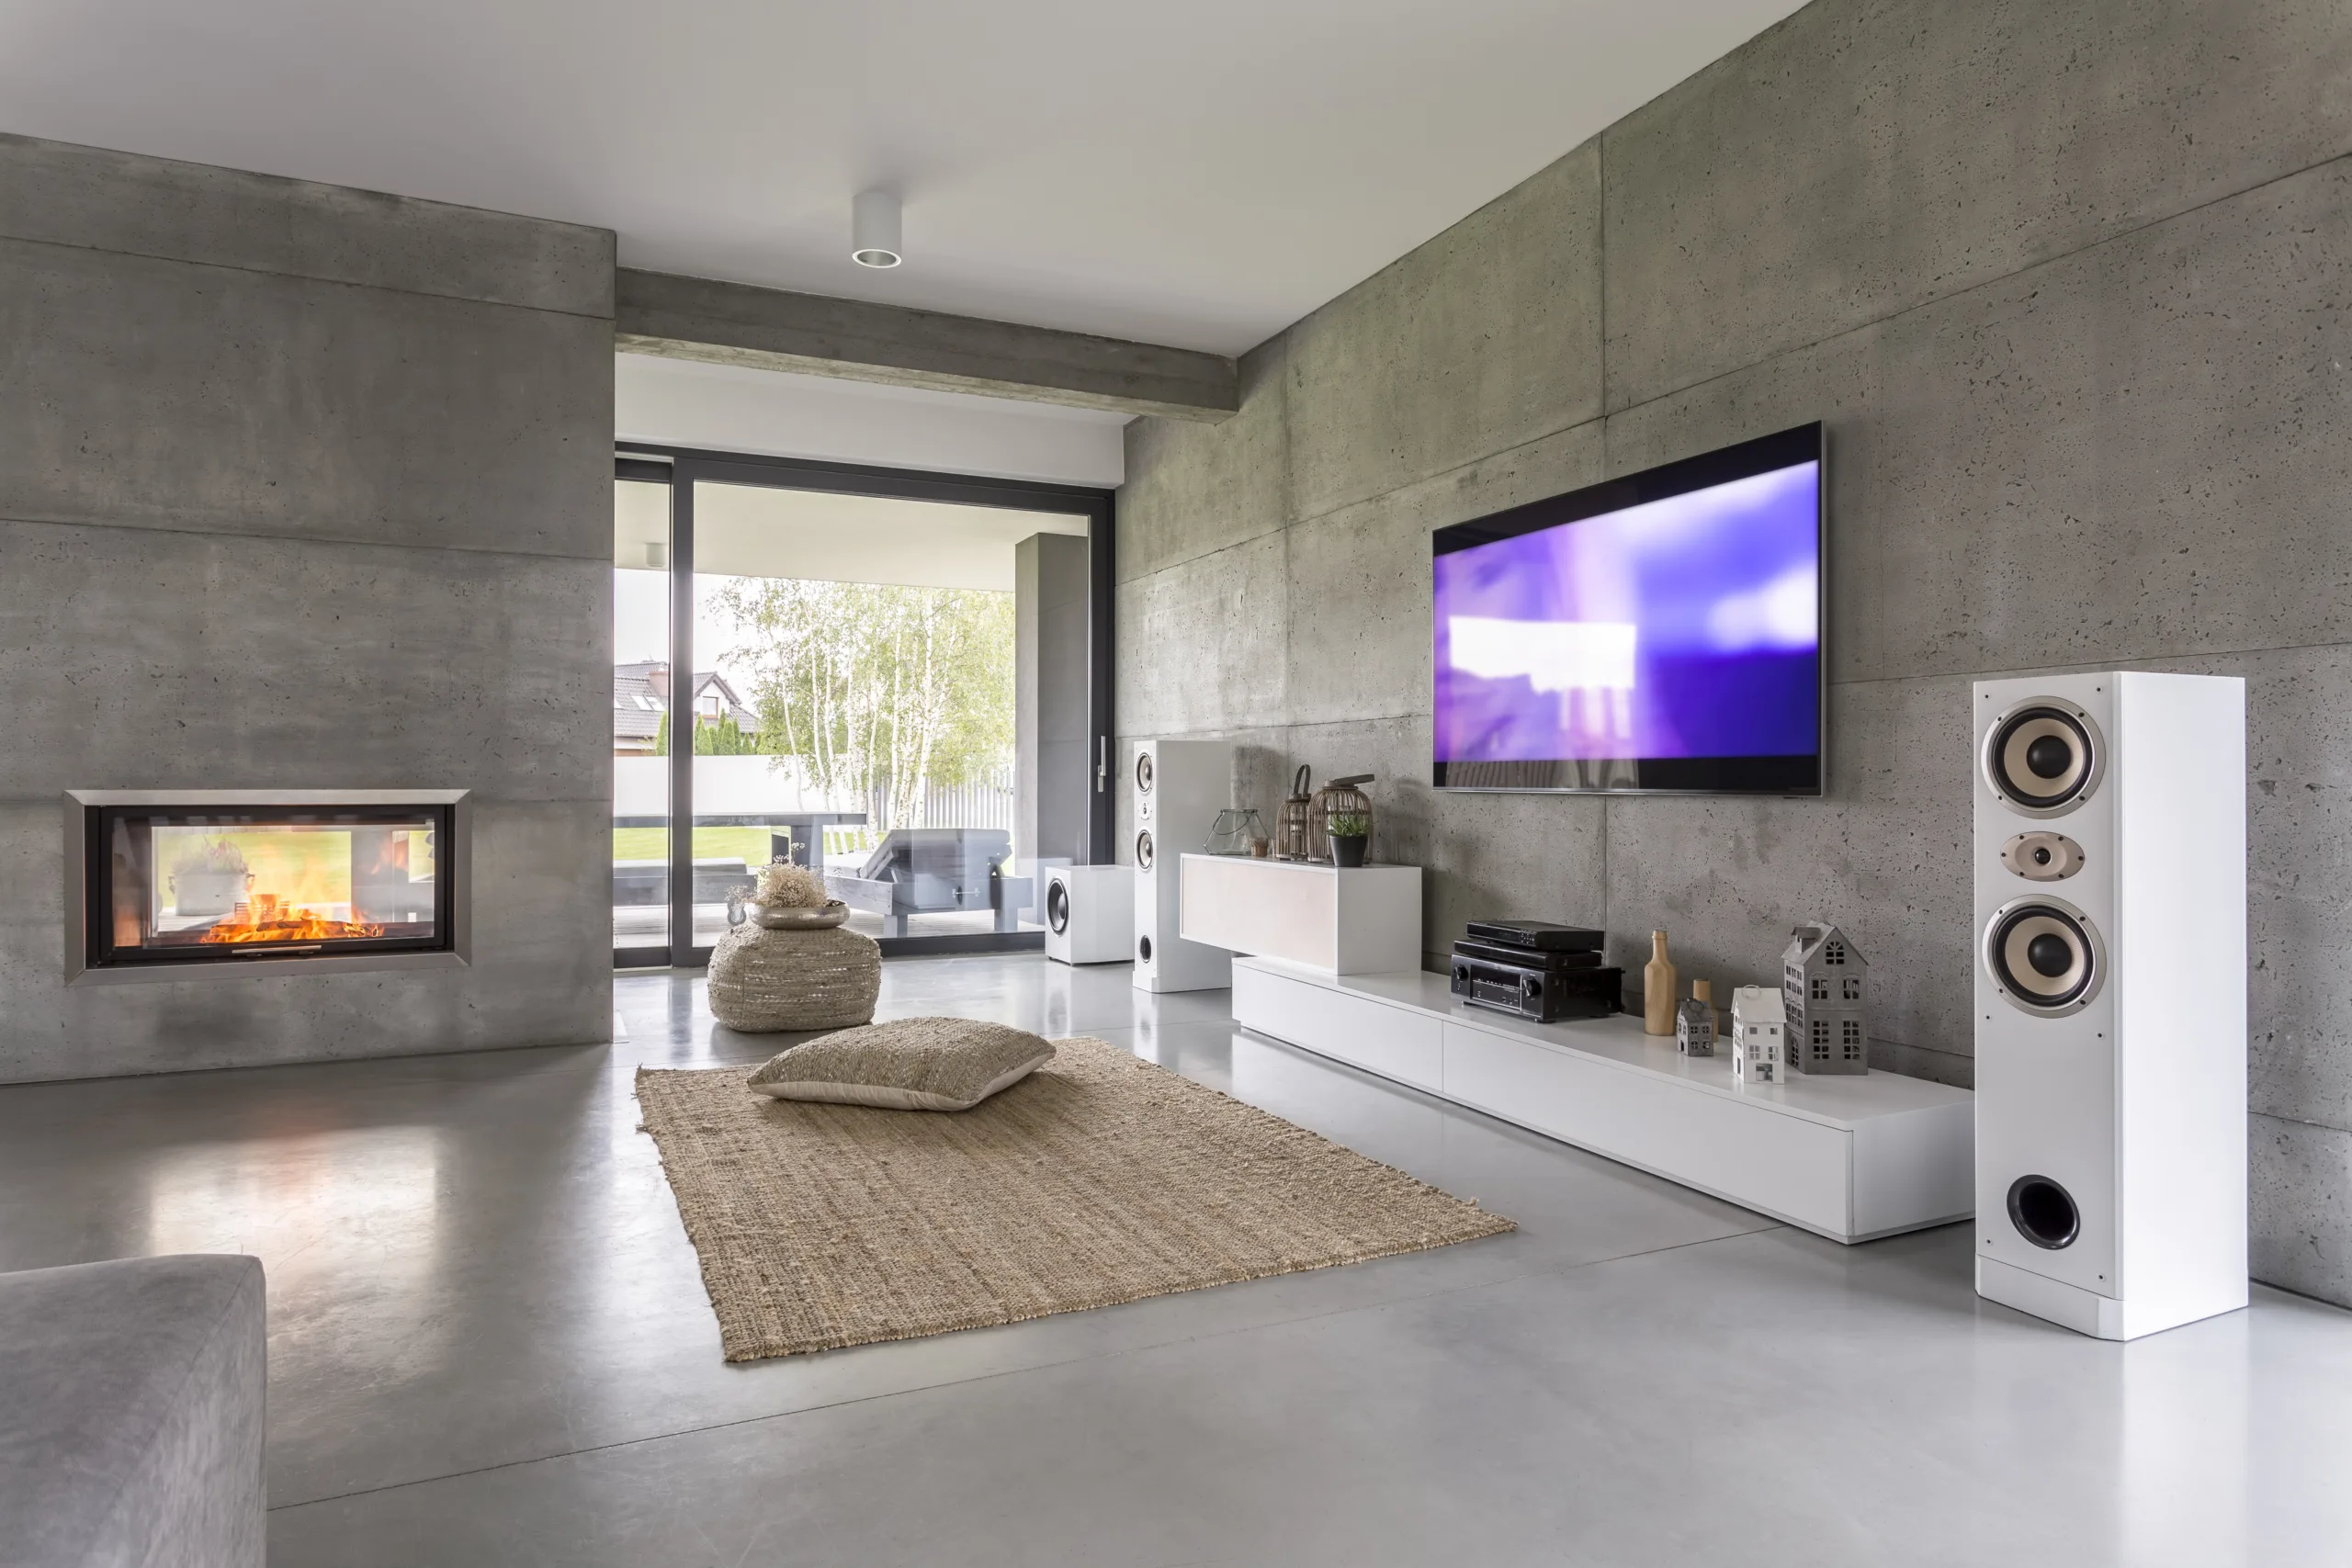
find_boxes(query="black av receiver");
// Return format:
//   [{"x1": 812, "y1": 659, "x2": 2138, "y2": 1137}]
[{"x1": 1450, "y1": 953, "x2": 1623, "y2": 1023}]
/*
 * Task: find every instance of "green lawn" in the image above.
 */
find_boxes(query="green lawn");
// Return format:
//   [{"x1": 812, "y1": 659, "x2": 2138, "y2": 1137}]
[{"x1": 612, "y1": 827, "x2": 797, "y2": 866}]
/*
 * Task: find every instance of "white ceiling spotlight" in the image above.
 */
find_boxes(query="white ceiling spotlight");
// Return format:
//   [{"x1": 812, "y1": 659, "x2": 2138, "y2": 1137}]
[{"x1": 851, "y1": 189, "x2": 903, "y2": 268}]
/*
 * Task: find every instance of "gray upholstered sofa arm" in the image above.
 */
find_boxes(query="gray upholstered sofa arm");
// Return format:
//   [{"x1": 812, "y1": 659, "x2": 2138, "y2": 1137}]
[{"x1": 0, "y1": 1255, "x2": 266, "y2": 1568}]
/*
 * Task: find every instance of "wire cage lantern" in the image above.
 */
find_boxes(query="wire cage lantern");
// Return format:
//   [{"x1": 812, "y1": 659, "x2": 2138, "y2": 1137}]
[
  {"x1": 1274, "y1": 765, "x2": 1317, "y2": 861},
  {"x1": 1308, "y1": 774, "x2": 1374, "y2": 863}
]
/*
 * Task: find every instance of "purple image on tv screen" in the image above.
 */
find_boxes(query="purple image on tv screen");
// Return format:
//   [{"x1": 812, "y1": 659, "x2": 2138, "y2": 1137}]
[{"x1": 1433, "y1": 461, "x2": 1819, "y2": 763}]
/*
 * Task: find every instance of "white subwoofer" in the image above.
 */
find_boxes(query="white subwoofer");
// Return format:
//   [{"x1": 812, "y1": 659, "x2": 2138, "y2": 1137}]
[
  {"x1": 1042, "y1": 864, "x2": 1134, "y2": 965},
  {"x1": 1973, "y1": 671, "x2": 2247, "y2": 1340},
  {"x1": 1130, "y1": 738, "x2": 1234, "y2": 992}
]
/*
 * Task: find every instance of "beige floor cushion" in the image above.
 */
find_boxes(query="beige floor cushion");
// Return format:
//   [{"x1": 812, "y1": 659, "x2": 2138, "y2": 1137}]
[{"x1": 746, "y1": 1018, "x2": 1057, "y2": 1111}]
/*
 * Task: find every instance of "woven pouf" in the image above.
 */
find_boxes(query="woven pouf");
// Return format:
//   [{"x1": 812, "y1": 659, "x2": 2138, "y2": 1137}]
[{"x1": 706, "y1": 922, "x2": 881, "y2": 1032}]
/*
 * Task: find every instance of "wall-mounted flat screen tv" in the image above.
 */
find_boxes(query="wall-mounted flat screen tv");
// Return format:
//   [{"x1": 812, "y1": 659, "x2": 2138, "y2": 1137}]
[{"x1": 1432, "y1": 423, "x2": 1823, "y2": 795}]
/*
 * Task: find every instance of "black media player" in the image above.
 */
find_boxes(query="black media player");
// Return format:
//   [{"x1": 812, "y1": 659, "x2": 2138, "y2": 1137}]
[{"x1": 1462, "y1": 919, "x2": 1605, "y2": 953}]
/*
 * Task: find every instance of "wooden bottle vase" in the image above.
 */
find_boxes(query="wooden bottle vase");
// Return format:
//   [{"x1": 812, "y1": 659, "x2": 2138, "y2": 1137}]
[{"x1": 1643, "y1": 931, "x2": 1678, "y2": 1035}]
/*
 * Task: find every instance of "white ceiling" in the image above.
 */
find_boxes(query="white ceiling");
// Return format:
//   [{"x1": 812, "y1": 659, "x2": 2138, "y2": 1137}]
[{"x1": 0, "y1": 0, "x2": 1803, "y2": 355}]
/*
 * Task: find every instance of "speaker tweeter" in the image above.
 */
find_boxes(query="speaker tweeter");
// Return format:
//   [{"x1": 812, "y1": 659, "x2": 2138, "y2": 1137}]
[{"x1": 1999, "y1": 830, "x2": 2085, "y2": 882}]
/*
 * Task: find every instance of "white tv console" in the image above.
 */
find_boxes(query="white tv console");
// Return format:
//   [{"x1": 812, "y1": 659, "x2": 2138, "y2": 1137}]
[{"x1": 1232, "y1": 957, "x2": 1974, "y2": 1244}]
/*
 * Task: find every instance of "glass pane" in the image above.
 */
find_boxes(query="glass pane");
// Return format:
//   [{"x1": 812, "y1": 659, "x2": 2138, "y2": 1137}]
[
  {"x1": 614, "y1": 476, "x2": 671, "y2": 953},
  {"x1": 94, "y1": 807, "x2": 446, "y2": 964},
  {"x1": 689, "y1": 482, "x2": 1081, "y2": 944}
]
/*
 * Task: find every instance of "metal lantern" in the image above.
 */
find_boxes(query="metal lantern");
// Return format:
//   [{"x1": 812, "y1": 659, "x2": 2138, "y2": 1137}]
[
  {"x1": 1308, "y1": 773, "x2": 1374, "y2": 863},
  {"x1": 1273, "y1": 764, "x2": 1316, "y2": 861}
]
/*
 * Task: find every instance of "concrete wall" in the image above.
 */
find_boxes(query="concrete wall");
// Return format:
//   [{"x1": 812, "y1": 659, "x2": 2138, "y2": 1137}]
[
  {"x1": 1114, "y1": 0, "x2": 2352, "y2": 1306},
  {"x1": 0, "y1": 135, "x2": 616, "y2": 1080}
]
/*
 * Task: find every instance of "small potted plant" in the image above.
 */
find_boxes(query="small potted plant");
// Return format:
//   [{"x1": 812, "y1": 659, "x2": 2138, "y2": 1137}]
[{"x1": 1326, "y1": 811, "x2": 1371, "y2": 868}]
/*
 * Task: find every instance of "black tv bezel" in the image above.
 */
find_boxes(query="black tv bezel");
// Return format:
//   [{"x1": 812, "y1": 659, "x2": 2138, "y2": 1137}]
[{"x1": 1430, "y1": 422, "x2": 1826, "y2": 796}]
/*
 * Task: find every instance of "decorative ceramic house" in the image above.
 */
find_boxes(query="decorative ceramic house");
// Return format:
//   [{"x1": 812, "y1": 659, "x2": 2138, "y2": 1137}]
[
  {"x1": 1730, "y1": 985, "x2": 1785, "y2": 1084},
  {"x1": 1675, "y1": 994, "x2": 1716, "y2": 1056},
  {"x1": 1781, "y1": 922, "x2": 1868, "y2": 1076}
]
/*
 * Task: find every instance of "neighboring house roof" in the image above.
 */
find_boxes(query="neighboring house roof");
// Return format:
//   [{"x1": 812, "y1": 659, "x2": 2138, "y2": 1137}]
[
  {"x1": 615, "y1": 661, "x2": 665, "y2": 743},
  {"x1": 687, "y1": 671, "x2": 759, "y2": 729},
  {"x1": 613, "y1": 662, "x2": 758, "y2": 744}
]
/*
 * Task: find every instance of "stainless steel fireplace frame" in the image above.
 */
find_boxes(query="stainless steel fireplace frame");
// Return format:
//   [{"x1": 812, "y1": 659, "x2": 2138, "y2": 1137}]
[{"x1": 63, "y1": 789, "x2": 472, "y2": 987}]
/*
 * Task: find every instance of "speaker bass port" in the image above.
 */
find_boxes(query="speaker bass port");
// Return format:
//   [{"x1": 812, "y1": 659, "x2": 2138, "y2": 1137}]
[
  {"x1": 2000, "y1": 830, "x2": 2086, "y2": 882},
  {"x1": 1983, "y1": 698, "x2": 2105, "y2": 817},
  {"x1": 1984, "y1": 895, "x2": 2107, "y2": 1014},
  {"x1": 2006, "y1": 1175, "x2": 2081, "y2": 1249},
  {"x1": 1135, "y1": 829, "x2": 1154, "y2": 871}
]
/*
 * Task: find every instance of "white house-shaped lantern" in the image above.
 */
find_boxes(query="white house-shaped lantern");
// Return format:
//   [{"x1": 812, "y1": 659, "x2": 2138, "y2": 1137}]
[
  {"x1": 1730, "y1": 985, "x2": 1785, "y2": 1084},
  {"x1": 1781, "y1": 922, "x2": 1869, "y2": 1076}
]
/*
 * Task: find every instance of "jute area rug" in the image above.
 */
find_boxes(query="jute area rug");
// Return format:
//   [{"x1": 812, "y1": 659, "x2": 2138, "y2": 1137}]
[{"x1": 637, "y1": 1036, "x2": 1515, "y2": 1361}]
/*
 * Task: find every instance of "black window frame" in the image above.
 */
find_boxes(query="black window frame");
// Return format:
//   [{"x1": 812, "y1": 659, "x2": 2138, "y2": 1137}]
[{"x1": 610, "y1": 445, "x2": 1116, "y2": 969}]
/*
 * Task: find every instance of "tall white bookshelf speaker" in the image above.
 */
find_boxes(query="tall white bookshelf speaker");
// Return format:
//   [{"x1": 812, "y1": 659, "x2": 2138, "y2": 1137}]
[
  {"x1": 1973, "y1": 671, "x2": 2246, "y2": 1340},
  {"x1": 1131, "y1": 738, "x2": 1234, "y2": 992}
]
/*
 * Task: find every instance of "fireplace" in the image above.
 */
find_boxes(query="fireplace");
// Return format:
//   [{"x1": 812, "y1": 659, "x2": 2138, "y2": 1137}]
[{"x1": 67, "y1": 791, "x2": 469, "y2": 980}]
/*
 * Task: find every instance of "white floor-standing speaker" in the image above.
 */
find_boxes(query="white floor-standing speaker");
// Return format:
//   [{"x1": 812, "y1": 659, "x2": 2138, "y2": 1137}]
[
  {"x1": 1042, "y1": 864, "x2": 1133, "y2": 965},
  {"x1": 1973, "y1": 671, "x2": 2247, "y2": 1340},
  {"x1": 1131, "y1": 738, "x2": 1234, "y2": 992}
]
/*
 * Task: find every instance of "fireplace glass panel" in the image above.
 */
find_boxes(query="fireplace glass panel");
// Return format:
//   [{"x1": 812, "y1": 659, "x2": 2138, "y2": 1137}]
[{"x1": 89, "y1": 807, "x2": 453, "y2": 965}]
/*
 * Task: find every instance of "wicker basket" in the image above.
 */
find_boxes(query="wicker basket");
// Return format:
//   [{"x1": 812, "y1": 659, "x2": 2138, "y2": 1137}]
[{"x1": 706, "y1": 922, "x2": 881, "y2": 1033}]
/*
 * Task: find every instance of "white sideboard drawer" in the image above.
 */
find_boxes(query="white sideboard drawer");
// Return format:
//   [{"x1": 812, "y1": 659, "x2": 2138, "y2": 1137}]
[
  {"x1": 1233, "y1": 963, "x2": 1443, "y2": 1092},
  {"x1": 1442, "y1": 1023, "x2": 1852, "y2": 1235}
]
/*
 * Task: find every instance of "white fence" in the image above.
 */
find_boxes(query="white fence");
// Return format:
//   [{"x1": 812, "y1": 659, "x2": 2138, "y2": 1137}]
[
  {"x1": 616, "y1": 754, "x2": 1013, "y2": 837},
  {"x1": 868, "y1": 766, "x2": 1015, "y2": 834}
]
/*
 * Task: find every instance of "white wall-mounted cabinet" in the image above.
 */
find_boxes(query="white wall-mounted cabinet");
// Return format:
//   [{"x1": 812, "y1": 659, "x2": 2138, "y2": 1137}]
[{"x1": 1179, "y1": 855, "x2": 1421, "y2": 975}]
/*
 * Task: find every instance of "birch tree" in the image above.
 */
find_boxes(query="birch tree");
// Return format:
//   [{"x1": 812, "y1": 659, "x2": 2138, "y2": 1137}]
[{"x1": 713, "y1": 579, "x2": 1013, "y2": 829}]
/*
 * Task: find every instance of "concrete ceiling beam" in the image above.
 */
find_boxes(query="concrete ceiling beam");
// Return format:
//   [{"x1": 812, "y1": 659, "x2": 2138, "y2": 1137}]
[{"x1": 615, "y1": 268, "x2": 1238, "y2": 423}]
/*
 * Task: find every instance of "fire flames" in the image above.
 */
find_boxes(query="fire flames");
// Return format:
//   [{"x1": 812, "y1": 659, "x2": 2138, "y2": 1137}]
[{"x1": 200, "y1": 892, "x2": 384, "y2": 945}]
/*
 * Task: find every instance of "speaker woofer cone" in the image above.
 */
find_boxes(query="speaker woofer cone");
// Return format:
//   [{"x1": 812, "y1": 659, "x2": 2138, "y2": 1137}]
[
  {"x1": 1046, "y1": 879, "x2": 1069, "y2": 934},
  {"x1": 2007, "y1": 1175, "x2": 2081, "y2": 1249},
  {"x1": 1135, "y1": 829, "x2": 1154, "y2": 871},
  {"x1": 1983, "y1": 700, "x2": 2105, "y2": 816},
  {"x1": 1984, "y1": 895, "x2": 2106, "y2": 1013},
  {"x1": 1135, "y1": 753, "x2": 1154, "y2": 795}
]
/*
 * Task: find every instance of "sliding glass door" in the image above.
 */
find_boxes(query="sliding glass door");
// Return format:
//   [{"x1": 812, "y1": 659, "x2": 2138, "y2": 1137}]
[
  {"x1": 611, "y1": 450, "x2": 1112, "y2": 967},
  {"x1": 612, "y1": 460, "x2": 673, "y2": 967}
]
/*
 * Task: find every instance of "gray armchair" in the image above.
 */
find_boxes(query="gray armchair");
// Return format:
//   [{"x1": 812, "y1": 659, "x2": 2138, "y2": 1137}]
[{"x1": 0, "y1": 1255, "x2": 266, "y2": 1568}]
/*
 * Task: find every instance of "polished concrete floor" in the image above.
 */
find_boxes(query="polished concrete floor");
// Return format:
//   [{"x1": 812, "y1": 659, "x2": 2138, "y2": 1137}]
[{"x1": 3, "y1": 955, "x2": 2348, "y2": 1565}]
